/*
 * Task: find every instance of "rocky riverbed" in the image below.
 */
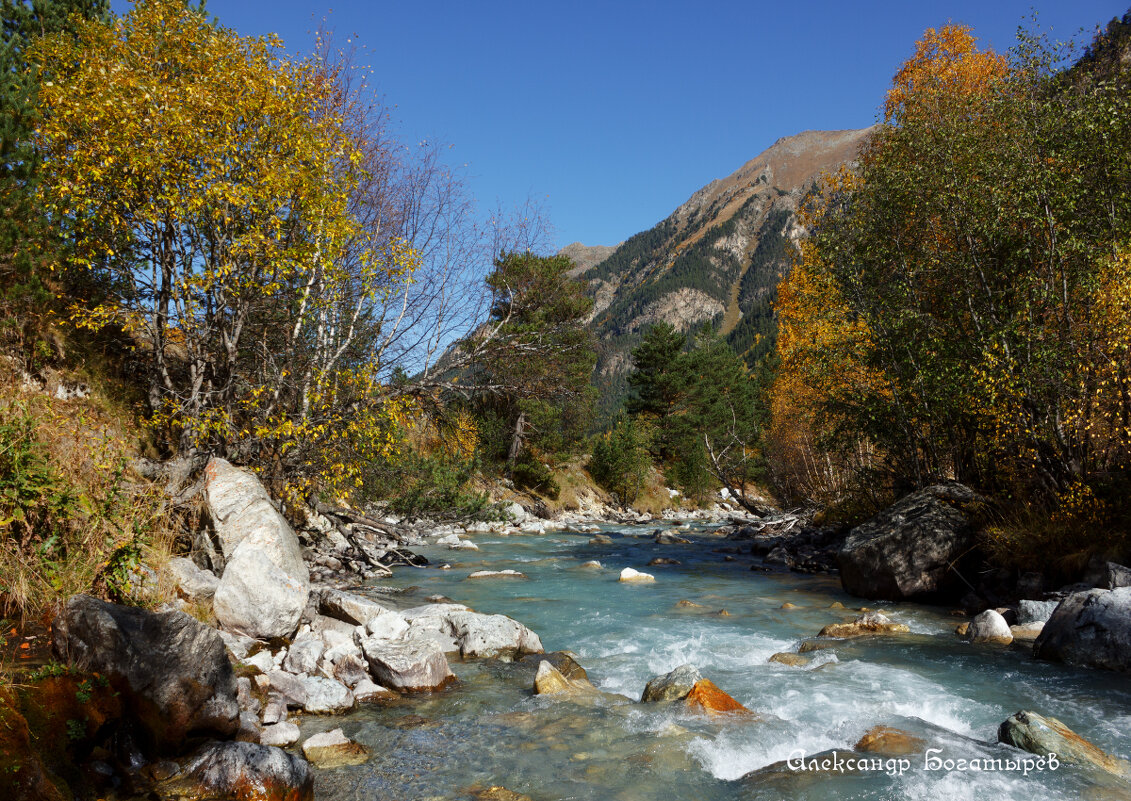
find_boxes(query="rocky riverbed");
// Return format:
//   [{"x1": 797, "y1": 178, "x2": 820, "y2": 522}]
[{"x1": 10, "y1": 464, "x2": 1131, "y2": 801}]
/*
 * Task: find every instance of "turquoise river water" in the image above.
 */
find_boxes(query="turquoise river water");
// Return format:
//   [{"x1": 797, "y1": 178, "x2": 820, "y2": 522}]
[{"x1": 308, "y1": 522, "x2": 1131, "y2": 801}]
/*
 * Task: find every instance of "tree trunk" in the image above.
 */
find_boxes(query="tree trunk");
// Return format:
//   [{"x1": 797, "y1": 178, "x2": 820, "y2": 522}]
[{"x1": 506, "y1": 411, "x2": 526, "y2": 475}]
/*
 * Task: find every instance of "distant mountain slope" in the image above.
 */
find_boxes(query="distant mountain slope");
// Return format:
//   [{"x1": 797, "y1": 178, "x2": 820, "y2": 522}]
[
  {"x1": 579, "y1": 127, "x2": 875, "y2": 421},
  {"x1": 559, "y1": 242, "x2": 618, "y2": 278}
]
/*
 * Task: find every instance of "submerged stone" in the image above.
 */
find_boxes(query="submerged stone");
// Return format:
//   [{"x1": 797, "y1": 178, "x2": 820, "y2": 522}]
[
  {"x1": 818, "y1": 611, "x2": 909, "y2": 638},
  {"x1": 619, "y1": 568, "x2": 655, "y2": 583},
  {"x1": 532, "y1": 661, "x2": 596, "y2": 696},
  {"x1": 301, "y1": 729, "x2": 369, "y2": 769},
  {"x1": 854, "y1": 725, "x2": 926, "y2": 755}
]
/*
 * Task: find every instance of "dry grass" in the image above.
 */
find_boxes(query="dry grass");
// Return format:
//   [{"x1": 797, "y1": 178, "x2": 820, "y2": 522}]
[
  {"x1": 0, "y1": 360, "x2": 175, "y2": 622},
  {"x1": 980, "y1": 501, "x2": 1130, "y2": 582}
]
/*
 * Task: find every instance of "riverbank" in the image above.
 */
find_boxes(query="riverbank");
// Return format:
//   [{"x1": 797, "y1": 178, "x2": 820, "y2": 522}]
[{"x1": 7, "y1": 463, "x2": 1131, "y2": 801}]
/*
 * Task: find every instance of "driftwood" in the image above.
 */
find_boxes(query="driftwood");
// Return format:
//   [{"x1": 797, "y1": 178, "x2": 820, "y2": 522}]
[{"x1": 315, "y1": 503, "x2": 399, "y2": 538}]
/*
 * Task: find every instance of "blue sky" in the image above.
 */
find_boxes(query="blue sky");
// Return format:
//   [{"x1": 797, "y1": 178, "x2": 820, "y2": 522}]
[{"x1": 114, "y1": 1, "x2": 1128, "y2": 250}]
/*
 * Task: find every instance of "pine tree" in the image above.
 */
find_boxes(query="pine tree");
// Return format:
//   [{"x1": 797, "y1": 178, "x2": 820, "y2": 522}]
[
  {"x1": 0, "y1": 0, "x2": 109, "y2": 347},
  {"x1": 466, "y1": 251, "x2": 597, "y2": 483},
  {"x1": 626, "y1": 321, "x2": 686, "y2": 459}
]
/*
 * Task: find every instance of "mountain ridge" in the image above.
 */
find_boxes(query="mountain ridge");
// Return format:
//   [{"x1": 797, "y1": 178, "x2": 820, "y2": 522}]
[{"x1": 569, "y1": 126, "x2": 876, "y2": 421}]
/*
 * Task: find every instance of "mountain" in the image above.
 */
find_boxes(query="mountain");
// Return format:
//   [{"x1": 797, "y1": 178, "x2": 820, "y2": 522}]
[
  {"x1": 575, "y1": 127, "x2": 875, "y2": 421},
  {"x1": 559, "y1": 242, "x2": 619, "y2": 278}
]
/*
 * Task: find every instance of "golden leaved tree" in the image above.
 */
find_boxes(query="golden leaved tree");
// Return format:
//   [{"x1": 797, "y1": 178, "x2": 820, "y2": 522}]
[{"x1": 32, "y1": 0, "x2": 419, "y2": 501}]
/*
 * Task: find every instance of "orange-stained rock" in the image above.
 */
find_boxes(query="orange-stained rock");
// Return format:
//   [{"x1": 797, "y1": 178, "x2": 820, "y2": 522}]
[
  {"x1": 854, "y1": 725, "x2": 927, "y2": 756},
  {"x1": 684, "y1": 679, "x2": 749, "y2": 715},
  {"x1": 0, "y1": 688, "x2": 64, "y2": 801}
]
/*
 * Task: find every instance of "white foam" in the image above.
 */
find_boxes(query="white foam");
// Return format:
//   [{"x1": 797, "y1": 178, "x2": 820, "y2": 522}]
[{"x1": 688, "y1": 725, "x2": 845, "y2": 780}]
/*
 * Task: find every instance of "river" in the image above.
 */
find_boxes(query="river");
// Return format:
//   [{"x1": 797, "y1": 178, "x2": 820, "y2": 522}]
[{"x1": 309, "y1": 521, "x2": 1131, "y2": 800}]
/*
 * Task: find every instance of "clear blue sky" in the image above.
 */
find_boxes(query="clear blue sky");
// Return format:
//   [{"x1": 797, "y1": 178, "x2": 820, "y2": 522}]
[{"x1": 113, "y1": 1, "x2": 1128, "y2": 250}]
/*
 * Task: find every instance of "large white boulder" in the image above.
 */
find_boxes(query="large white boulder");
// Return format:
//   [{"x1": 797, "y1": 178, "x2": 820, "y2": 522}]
[
  {"x1": 205, "y1": 458, "x2": 309, "y2": 639},
  {"x1": 213, "y1": 546, "x2": 308, "y2": 640}
]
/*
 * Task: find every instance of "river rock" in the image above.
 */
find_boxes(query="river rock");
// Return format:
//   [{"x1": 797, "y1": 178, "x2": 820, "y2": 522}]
[
  {"x1": 655, "y1": 529, "x2": 691, "y2": 545},
  {"x1": 641, "y1": 664, "x2": 702, "y2": 702},
  {"x1": 501, "y1": 501, "x2": 527, "y2": 523},
  {"x1": 1010, "y1": 622, "x2": 1044, "y2": 643},
  {"x1": 684, "y1": 679, "x2": 749, "y2": 715},
  {"x1": 206, "y1": 458, "x2": 310, "y2": 639},
  {"x1": 818, "y1": 610, "x2": 909, "y2": 638},
  {"x1": 966, "y1": 610, "x2": 1013, "y2": 644},
  {"x1": 589, "y1": 534, "x2": 613, "y2": 545},
  {"x1": 352, "y1": 679, "x2": 395, "y2": 702},
  {"x1": 1083, "y1": 558, "x2": 1131, "y2": 590},
  {"x1": 580, "y1": 560, "x2": 602, "y2": 569},
  {"x1": 261, "y1": 696, "x2": 287, "y2": 726},
  {"x1": 400, "y1": 604, "x2": 468, "y2": 651},
  {"x1": 243, "y1": 650, "x2": 275, "y2": 674},
  {"x1": 266, "y1": 671, "x2": 354, "y2": 714},
  {"x1": 360, "y1": 637, "x2": 455, "y2": 691},
  {"x1": 1034, "y1": 588, "x2": 1131, "y2": 672},
  {"x1": 855, "y1": 725, "x2": 926, "y2": 755},
  {"x1": 52, "y1": 594, "x2": 239, "y2": 751},
  {"x1": 166, "y1": 557, "x2": 220, "y2": 604},
  {"x1": 220, "y1": 630, "x2": 257, "y2": 660},
  {"x1": 1017, "y1": 599, "x2": 1059, "y2": 625},
  {"x1": 468, "y1": 569, "x2": 527, "y2": 579},
  {"x1": 320, "y1": 590, "x2": 401, "y2": 628},
  {"x1": 532, "y1": 660, "x2": 596, "y2": 696},
  {"x1": 328, "y1": 652, "x2": 370, "y2": 689},
  {"x1": 283, "y1": 631, "x2": 324, "y2": 675},
  {"x1": 400, "y1": 604, "x2": 542, "y2": 658},
  {"x1": 301, "y1": 729, "x2": 369, "y2": 768},
  {"x1": 237, "y1": 709, "x2": 261, "y2": 743},
  {"x1": 768, "y1": 652, "x2": 810, "y2": 667},
  {"x1": 619, "y1": 567, "x2": 655, "y2": 582},
  {"x1": 320, "y1": 590, "x2": 409, "y2": 641},
  {"x1": 998, "y1": 711, "x2": 1130, "y2": 777},
  {"x1": 447, "y1": 611, "x2": 543, "y2": 659},
  {"x1": 837, "y1": 482, "x2": 980, "y2": 601},
  {"x1": 214, "y1": 536, "x2": 309, "y2": 642},
  {"x1": 517, "y1": 651, "x2": 590, "y2": 683},
  {"x1": 169, "y1": 741, "x2": 313, "y2": 801},
  {"x1": 259, "y1": 721, "x2": 300, "y2": 747}
]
